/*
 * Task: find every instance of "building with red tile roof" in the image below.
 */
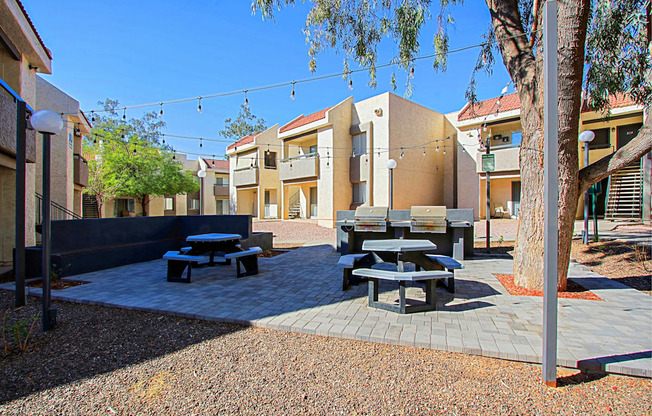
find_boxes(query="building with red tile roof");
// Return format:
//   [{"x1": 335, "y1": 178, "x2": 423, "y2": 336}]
[{"x1": 279, "y1": 107, "x2": 332, "y2": 133}]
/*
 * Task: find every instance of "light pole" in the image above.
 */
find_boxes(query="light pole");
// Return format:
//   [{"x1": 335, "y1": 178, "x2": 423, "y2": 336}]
[
  {"x1": 579, "y1": 130, "x2": 595, "y2": 245},
  {"x1": 30, "y1": 110, "x2": 63, "y2": 332},
  {"x1": 386, "y1": 159, "x2": 397, "y2": 210}
]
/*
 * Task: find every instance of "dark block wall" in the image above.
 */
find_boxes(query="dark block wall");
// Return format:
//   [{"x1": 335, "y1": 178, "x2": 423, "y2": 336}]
[{"x1": 25, "y1": 215, "x2": 252, "y2": 278}]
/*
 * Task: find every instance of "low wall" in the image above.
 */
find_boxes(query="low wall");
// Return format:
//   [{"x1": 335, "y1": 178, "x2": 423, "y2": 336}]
[{"x1": 24, "y1": 215, "x2": 253, "y2": 277}]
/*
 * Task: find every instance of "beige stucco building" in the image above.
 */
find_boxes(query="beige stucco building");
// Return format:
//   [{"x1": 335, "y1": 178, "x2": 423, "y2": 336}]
[
  {"x1": 227, "y1": 92, "x2": 458, "y2": 227},
  {"x1": 449, "y1": 92, "x2": 647, "y2": 220},
  {"x1": 0, "y1": 0, "x2": 52, "y2": 265}
]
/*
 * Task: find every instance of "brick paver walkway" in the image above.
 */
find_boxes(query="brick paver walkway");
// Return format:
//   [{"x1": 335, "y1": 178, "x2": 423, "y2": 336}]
[{"x1": 8, "y1": 244, "x2": 650, "y2": 377}]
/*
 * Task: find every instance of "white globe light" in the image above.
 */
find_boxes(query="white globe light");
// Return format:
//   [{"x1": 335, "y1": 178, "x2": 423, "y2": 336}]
[
  {"x1": 386, "y1": 159, "x2": 397, "y2": 169},
  {"x1": 197, "y1": 170, "x2": 207, "y2": 178},
  {"x1": 579, "y1": 130, "x2": 595, "y2": 143},
  {"x1": 30, "y1": 110, "x2": 63, "y2": 134}
]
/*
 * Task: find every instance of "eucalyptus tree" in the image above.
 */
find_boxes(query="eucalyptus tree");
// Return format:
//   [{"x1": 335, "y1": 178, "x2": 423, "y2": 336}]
[{"x1": 252, "y1": 0, "x2": 651, "y2": 290}]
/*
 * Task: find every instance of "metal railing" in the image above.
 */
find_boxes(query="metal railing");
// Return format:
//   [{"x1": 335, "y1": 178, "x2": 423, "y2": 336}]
[
  {"x1": 280, "y1": 152, "x2": 319, "y2": 163},
  {"x1": 35, "y1": 192, "x2": 82, "y2": 225}
]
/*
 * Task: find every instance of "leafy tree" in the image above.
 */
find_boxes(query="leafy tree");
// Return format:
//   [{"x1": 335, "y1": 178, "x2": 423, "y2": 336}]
[
  {"x1": 252, "y1": 0, "x2": 652, "y2": 291},
  {"x1": 219, "y1": 104, "x2": 268, "y2": 141},
  {"x1": 84, "y1": 100, "x2": 199, "y2": 216}
]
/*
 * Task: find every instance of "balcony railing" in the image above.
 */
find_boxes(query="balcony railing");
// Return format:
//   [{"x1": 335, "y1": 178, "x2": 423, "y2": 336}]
[
  {"x1": 233, "y1": 166, "x2": 259, "y2": 187},
  {"x1": 214, "y1": 183, "x2": 229, "y2": 196},
  {"x1": 476, "y1": 144, "x2": 520, "y2": 173},
  {"x1": 279, "y1": 152, "x2": 319, "y2": 181},
  {"x1": 74, "y1": 153, "x2": 89, "y2": 187}
]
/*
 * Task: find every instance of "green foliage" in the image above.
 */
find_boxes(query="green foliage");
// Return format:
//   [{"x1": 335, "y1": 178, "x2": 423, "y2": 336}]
[
  {"x1": 584, "y1": 0, "x2": 651, "y2": 111},
  {"x1": 84, "y1": 100, "x2": 199, "y2": 216},
  {"x1": 2, "y1": 310, "x2": 39, "y2": 355},
  {"x1": 219, "y1": 104, "x2": 268, "y2": 141}
]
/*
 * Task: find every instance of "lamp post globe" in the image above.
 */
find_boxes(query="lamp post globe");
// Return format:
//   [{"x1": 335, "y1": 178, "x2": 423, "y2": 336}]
[
  {"x1": 386, "y1": 159, "x2": 397, "y2": 169},
  {"x1": 30, "y1": 110, "x2": 63, "y2": 134},
  {"x1": 579, "y1": 130, "x2": 595, "y2": 143}
]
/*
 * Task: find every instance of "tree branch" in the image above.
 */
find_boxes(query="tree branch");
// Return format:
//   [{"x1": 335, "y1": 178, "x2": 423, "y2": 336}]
[{"x1": 578, "y1": 117, "x2": 652, "y2": 193}]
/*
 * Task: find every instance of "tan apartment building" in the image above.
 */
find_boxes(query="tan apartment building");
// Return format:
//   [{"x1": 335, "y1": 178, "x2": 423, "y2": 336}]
[
  {"x1": 0, "y1": 0, "x2": 53, "y2": 265},
  {"x1": 227, "y1": 92, "x2": 458, "y2": 228},
  {"x1": 35, "y1": 76, "x2": 91, "y2": 219},
  {"x1": 100, "y1": 154, "x2": 229, "y2": 218},
  {"x1": 227, "y1": 124, "x2": 282, "y2": 220},
  {"x1": 450, "y1": 92, "x2": 648, "y2": 221}
]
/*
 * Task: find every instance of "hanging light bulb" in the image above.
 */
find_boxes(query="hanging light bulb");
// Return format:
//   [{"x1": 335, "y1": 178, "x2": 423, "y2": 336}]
[
  {"x1": 159, "y1": 103, "x2": 163, "y2": 116},
  {"x1": 423, "y1": 149, "x2": 426, "y2": 156},
  {"x1": 133, "y1": 147, "x2": 137, "y2": 155},
  {"x1": 197, "y1": 97, "x2": 202, "y2": 113},
  {"x1": 244, "y1": 90, "x2": 249, "y2": 107},
  {"x1": 351, "y1": 148, "x2": 356, "y2": 158},
  {"x1": 199, "y1": 138, "x2": 203, "y2": 148},
  {"x1": 93, "y1": 136, "x2": 97, "y2": 144},
  {"x1": 399, "y1": 148, "x2": 404, "y2": 159},
  {"x1": 483, "y1": 124, "x2": 487, "y2": 132},
  {"x1": 162, "y1": 134, "x2": 166, "y2": 144},
  {"x1": 443, "y1": 148, "x2": 447, "y2": 155},
  {"x1": 501, "y1": 83, "x2": 510, "y2": 95},
  {"x1": 349, "y1": 78, "x2": 353, "y2": 90},
  {"x1": 267, "y1": 144, "x2": 270, "y2": 155},
  {"x1": 436, "y1": 145, "x2": 439, "y2": 152},
  {"x1": 289, "y1": 162, "x2": 293, "y2": 170},
  {"x1": 172, "y1": 149, "x2": 176, "y2": 160},
  {"x1": 290, "y1": 81, "x2": 295, "y2": 100},
  {"x1": 122, "y1": 108, "x2": 126, "y2": 120},
  {"x1": 212, "y1": 155, "x2": 215, "y2": 167},
  {"x1": 410, "y1": 66, "x2": 415, "y2": 77},
  {"x1": 91, "y1": 111, "x2": 95, "y2": 122},
  {"x1": 365, "y1": 154, "x2": 368, "y2": 163}
]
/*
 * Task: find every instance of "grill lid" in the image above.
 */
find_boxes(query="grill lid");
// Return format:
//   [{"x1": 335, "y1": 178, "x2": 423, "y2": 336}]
[
  {"x1": 410, "y1": 206, "x2": 447, "y2": 233},
  {"x1": 354, "y1": 206, "x2": 388, "y2": 221}
]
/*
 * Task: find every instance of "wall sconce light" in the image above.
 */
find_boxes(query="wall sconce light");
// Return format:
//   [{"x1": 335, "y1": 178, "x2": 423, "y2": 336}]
[
  {"x1": 611, "y1": 127, "x2": 616, "y2": 132},
  {"x1": 374, "y1": 108, "x2": 383, "y2": 116}
]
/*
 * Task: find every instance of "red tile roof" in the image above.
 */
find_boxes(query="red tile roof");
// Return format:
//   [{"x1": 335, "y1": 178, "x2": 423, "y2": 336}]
[
  {"x1": 16, "y1": 0, "x2": 52, "y2": 60},
  {"x1": 203, "y1": 158, "x2": 229, "y2": 170},
  {"x1": 226, "y1": 133, "x2": 258, "y2": 151},
  {"x1": 280, "y1": 107, "x2": 332, "y2": 133},
  {"x1": 457, "y1": 93, "x2": 520, "y2": 122},
  {"x1": 458, "y1": 92, "x2": 640, "y2": 122},
  {"x1": 581, "y1": 93, "x2": 639, "y2": 112}
]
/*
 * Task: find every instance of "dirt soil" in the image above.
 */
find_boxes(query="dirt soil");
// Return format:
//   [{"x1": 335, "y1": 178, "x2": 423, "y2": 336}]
[
  {"x1": 1, "y1": 290, "x2": 650, "y2": 415},
  {"x1": 476, "y1": 239, "x2": 651, "y2": 295}
]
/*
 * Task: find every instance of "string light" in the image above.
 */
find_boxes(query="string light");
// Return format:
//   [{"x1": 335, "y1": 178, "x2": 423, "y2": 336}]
[
  {"x1": 122, "y1": 108, "x2": 126, "y2": 120},
  {"x1": 443, "y1": 148, "x2": 447, "y2": 155},
  {"x1": 436, "y1": 145, "x2": 439, "y2": 152},
  {"x1": 197, "y1": 97, "x2": 202, "y2": 113},
  {"x1": 133, "y1": 147, "x2": 137, "y2": 155},
  {"x1": 290, "y1": 82, "x2": 295, "y2": 100},
  {"x1": 399, "y1": 148, "x2": 404, "y2": 159},
  {"x1": 244, "y1": 90, "x2": 249, "y2": 107},
  {"x1": 199, "y1": 138, "x2": 203, "y2": 148},
  {"x1": 91, "y1": 111, "x2": 95, "y2": 122},
  {"x1": 348, "y1": 78, "x2": 353, "y2": 90},
  {"x1": 162, "y1": 134, "x2": 166, "y2": 144},
  {"x1": 159, "y1": 103, "x2": 164, "y2": 116},
  {"x1": 410, "y1": 66, "x2": 415, "y2": 78},
  {"x1": 267, "y1": 144, "x2": 270, "y2": 155},
  {"x1": 212, "y1": 155, "x2": 215, "y2": 167},
  {"x1": 423, "y1": 149, "x2": 426, "y2": 156}
]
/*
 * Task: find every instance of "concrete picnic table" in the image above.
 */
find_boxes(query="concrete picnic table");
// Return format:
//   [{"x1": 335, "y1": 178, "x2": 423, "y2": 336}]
[{"x1": 185, "y1": 233, "x2": 242, "y2": 266}]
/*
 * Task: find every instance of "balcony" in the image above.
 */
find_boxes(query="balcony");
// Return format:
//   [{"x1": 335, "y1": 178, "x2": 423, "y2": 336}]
[
  {"x1": 476, "y1": 145, "x2": 520, "y2": 174},
  {"x1": 214, "y1": 184, "x2": 229, "y2": 197},
  {"x1": 233, "y1": 166, "x2": 259, "y2": 187},
  {"x1": 279, "y1": 153, "x2": 319, "y2": 182},
  {"x1": 349, "y1": 155, "x2": 369, "y2": 182},
  {"x1": 0, "y1": 87, "x2": 36, "y2": 162},
  {"x1": 74, "y1": 153, "x2": 89, "y2": 187}
]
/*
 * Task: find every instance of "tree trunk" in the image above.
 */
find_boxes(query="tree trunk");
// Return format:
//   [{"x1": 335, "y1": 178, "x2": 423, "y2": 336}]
[
  {"x1": 139, "y1": 195, "x2": 149, "y2": 217},
  {"x1": 488, "y1": 0, "x2": 590, "y2": 290}
]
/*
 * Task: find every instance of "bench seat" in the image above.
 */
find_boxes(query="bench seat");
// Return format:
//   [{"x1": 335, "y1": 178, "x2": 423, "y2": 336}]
[
  {"x1": 163, "y1": 251, "x2": 209, "y2": 283},
  {"x1": 425, "y1": 254, "x2": 463, "y2": 293},
  {"x1": 337, "y1": 253, "x2": 368, "y2": 290},
  {"x1": 225, "y1": 247, "x2": 262, "y2": 278},
  {"x1": 353, "y1": 268, "x2": 453, "y2": 314}
]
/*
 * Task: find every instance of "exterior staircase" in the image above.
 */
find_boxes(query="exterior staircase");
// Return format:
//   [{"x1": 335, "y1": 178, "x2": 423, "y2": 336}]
[
  {"x1": 82, "y1": 194, "x2": 100, "y2": 218},
  {"x1": 287, "y1": 191, "x2": 301, "y2": 219},
  {"x1": 605, "y1": 161, "x2": 643, "y2": 220}
]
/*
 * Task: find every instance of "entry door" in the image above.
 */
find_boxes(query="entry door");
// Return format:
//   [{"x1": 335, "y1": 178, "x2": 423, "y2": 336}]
[
  {"x1": 511, "y1": 181, "x2": 521, "y2": 217},
  {"x1": 310, "y1": 187, "x2": 318, "y2": 218},
  {"x1": 617, "y1": 123, "x2": 642, "y2": 149}
]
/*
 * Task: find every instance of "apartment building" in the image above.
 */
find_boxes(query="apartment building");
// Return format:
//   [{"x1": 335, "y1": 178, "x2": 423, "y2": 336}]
[
  {"x1": 0, "y1": 0, "x2": 53, "y2": 265},
  {"x1": 450, "y1": 92, "x2": 647, "y2": 220},
  {"x1": 227, "y1": 92, "x2": 458, "y2": 227},
  {"x1": 100, "y1": 154, "x2": 230, "y2": 218}
]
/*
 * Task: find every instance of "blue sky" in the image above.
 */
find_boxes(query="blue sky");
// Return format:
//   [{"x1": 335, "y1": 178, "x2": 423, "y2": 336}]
[{"x1": 24, "y1": 0, "x2": 511, "y2": 158}]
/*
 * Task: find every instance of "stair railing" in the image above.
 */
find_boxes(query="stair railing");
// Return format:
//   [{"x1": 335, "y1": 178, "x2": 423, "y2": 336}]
[
  {"x1": 35, "y1": 192, "x2": 82, "y2": 226},
  {"x1": 288, "y1": 190, "x2": 300, "y2": 209}
]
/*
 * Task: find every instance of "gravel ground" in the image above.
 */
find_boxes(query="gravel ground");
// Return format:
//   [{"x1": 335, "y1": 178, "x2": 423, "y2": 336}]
[
  {"x1": 253, "y1": 219, "x2": 336, "y2": 246},
  {"x1": 1, "y1": 291, "x2": 650, "y2": 415}
]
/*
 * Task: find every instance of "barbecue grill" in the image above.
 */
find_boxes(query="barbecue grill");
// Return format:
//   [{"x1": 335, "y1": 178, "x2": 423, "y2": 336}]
[
  {"x1": 409, "y1": 206, "x2": 447, "y2": 233},
  {"x1": 353, "y1": 206, "x2": 389, "y2": 232}
]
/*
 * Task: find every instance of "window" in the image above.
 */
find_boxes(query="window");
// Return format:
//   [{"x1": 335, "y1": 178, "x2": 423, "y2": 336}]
[
  {"x1": 188, "y1": 199, "x2": 200, "y2": 210},
  {"x1": 215, "y1": 177, "x2": 229, "y2": 186},
  {"x1": 511, "y1": 131, "x2": 522, "y2": 146},
  {"x1": 352, "y1": 182, "x2": 366, "y2": 204},
  {"x1": 216, "y1": 199, "x2": 228, "y2": 215},
  {"x1": 352, "y1": 133, "x2": 367, "y2": 156},
  {"x1": 588, "y1": 128, "x2": 610, "y2": 150},
  {"x1": 164, "y1": 197, "x2": 174, "y2": 211},
  {"x1": 264, "y1": 151, "x2": 277, "y2": 169}
]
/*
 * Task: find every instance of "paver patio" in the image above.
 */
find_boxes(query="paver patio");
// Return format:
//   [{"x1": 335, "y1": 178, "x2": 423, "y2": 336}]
[{"x1": 5, "y1": 244, "x2": 650, "y2": 378}]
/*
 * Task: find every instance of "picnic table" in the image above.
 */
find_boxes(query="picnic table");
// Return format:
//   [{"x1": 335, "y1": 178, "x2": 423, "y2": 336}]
[{"x1": 185, "y1": 233, "x2": 242, "y2": 265}]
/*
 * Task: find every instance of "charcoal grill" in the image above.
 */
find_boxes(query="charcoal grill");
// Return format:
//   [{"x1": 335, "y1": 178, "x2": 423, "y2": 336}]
[
  {"x1": 353, "y1": 206, "x2": 389, "y2": 232},
  {"x1": 410, "y1": 206, "x2": 447, "y2": 233}
]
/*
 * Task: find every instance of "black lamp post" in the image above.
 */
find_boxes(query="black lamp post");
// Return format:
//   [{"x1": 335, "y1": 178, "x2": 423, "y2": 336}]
[
  {"x1": 386, "y1": 159, "x2": 397, "y2": 209},
  {"x1": 579, "y1": 130, "x2": 595, "y2": 245},
  {"x1": 30, "y1": 110, "x2": 63, "y2": 331}
]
